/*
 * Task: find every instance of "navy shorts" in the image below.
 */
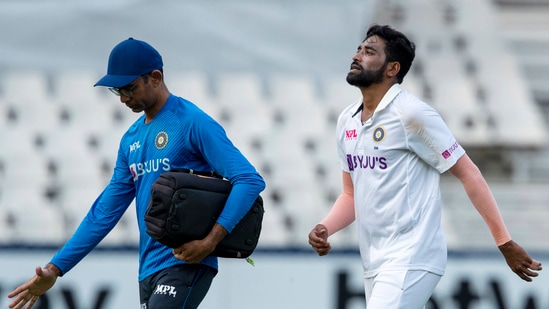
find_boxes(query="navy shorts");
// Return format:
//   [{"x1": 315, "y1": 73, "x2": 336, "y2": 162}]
[{"x1": 139, "y1": 264, "x2": 217, "y2": 309}]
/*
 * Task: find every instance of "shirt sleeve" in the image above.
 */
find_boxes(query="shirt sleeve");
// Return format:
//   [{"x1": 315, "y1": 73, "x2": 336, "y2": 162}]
[
  {"x1": 402, "y1": 100, "x2": 465, "y2": 173},
  {"x1": 189, "y1": 115, "x2": 266, "y2": 233},
  {"x1": 336, "y1": 104, "x2": 356, "y2": 173},
  {"x1": 49, "y1": 148, "x2": 135, "y2": 275}
]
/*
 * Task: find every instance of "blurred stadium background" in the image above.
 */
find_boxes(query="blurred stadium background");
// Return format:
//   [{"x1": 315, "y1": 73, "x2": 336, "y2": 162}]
[{"x1": 1, "y1": 0, "x2": 548, "y2": 308}]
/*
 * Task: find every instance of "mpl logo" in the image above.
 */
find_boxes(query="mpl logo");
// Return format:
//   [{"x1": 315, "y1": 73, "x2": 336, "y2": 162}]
[
  {"x1": 345, "y1": 129, "x2": 358, "y2": 140},
  {"x1": 154, "y1": 284, "x2": 177, "y2": 298},
  {"x1": 130, "y1": 141, "x2": 141, "y2": 152}
]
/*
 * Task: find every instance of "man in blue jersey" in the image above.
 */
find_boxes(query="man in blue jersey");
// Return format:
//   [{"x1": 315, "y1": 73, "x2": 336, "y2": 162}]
[{"x1": 8, "y1": 38, "x2": 266, "y2": 309}]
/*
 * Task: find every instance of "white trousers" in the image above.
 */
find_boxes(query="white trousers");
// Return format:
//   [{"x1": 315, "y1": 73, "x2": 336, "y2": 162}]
[{"x1": 365, "y1": 270, "x2": 441, "y2": 309}]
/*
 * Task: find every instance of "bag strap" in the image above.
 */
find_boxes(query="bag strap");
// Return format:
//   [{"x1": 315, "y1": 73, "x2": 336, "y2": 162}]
[{"x1": 171, "y1": 168, "x2": 224, "y2": 179}]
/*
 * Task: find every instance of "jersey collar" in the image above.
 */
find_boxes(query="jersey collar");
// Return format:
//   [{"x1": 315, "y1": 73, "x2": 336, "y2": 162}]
[{"x1": 352, "y1": 83, "x2": 402, "y2": 118}]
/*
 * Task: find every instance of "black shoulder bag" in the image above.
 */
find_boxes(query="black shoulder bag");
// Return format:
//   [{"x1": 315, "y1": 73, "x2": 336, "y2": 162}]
[{"x1": 144, "y1": 169, "x2": 264, "y2": 259}]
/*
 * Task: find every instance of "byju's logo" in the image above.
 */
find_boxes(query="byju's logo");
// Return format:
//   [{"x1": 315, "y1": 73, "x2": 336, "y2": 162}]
[
  {"x1": 154, "y1": 284, "x2": 177, "y2": 298},
  {"x1": 346, "y1": 154, "x2": 387, "y2": 171},
  {"x1": 129, "y1": 158, "x2": 171, "y2": 181},
  {"x1": 345, "y1": 129, "x2": 358, "y2": 140}
]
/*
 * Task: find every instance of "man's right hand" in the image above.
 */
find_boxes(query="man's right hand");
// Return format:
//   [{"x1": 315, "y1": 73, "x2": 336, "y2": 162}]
[
  {"x1": 308, "y1": 224, "x2": 332, "y2": 256},
  {"x1": 8, "y1": 264, "x2": 59, "y2": 309}
]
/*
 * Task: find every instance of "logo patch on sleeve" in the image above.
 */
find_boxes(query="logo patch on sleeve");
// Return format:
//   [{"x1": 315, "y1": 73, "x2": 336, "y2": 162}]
[{"x1": 441, "y1": 141, "x2": 460, "y2": 159}]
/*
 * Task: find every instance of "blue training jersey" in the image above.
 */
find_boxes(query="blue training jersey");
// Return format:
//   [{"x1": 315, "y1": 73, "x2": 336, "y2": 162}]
[{"x1": 50, "y1": 94, "x2": 266, "y2": 281}]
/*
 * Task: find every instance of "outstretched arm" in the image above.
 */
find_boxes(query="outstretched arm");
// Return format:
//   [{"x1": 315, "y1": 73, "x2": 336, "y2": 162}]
[
  {"x1": 309, "y1": 171, "x2": 355, "y2": 256},
  {"x1": 8, "y1": 263, "x2": 61, "y2": 309},
  {"x1": 449, "y1": 154, "x2": 542, "y2": 281}
]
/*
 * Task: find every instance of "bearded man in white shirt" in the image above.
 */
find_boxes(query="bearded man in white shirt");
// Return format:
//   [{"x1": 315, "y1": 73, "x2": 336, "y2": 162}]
[{"x1": 308, "y1": 24, "x2": 542, "y2": 309}]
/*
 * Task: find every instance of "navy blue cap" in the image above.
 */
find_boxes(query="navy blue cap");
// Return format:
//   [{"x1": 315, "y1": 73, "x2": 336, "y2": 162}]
[{"x1": 94, "y1": 37, "x2": 163, "y2": 88}]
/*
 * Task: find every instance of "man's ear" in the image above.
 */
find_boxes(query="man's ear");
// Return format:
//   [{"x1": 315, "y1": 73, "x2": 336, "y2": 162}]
[
  {"x1": 386, "y1": 62, "x2": 400, "y2": 78},
  {"x1": 150, "y1": 69, "x2": 163, "y2": 84}
]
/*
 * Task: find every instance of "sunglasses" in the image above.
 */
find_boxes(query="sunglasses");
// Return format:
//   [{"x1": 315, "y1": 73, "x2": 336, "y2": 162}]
[
  {"x1": 108, "y1": 83, "x2": 137, "y2": 97},
  {"x1": 108, "y1": 74, "x2": 150, "y2": 97}
]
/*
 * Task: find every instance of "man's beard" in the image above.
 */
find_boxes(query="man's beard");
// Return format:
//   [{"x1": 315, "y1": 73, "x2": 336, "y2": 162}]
[{"x1": 346, "y1": 62, "x2": 387, "y2": 88}]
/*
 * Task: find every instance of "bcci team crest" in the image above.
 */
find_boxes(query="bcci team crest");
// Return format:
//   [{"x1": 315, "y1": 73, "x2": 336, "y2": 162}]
[
  {"x1": 155, "y1": 131, "x2": 168, "y2": 149},
  {"x1": 372, "y1": 126, "x2": 385, "y2": 143}
]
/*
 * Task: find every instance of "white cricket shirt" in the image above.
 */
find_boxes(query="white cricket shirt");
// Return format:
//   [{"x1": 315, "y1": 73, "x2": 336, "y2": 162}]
[{"x1": 336, "y1": 84, "x2": 465, "y2": 278}]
